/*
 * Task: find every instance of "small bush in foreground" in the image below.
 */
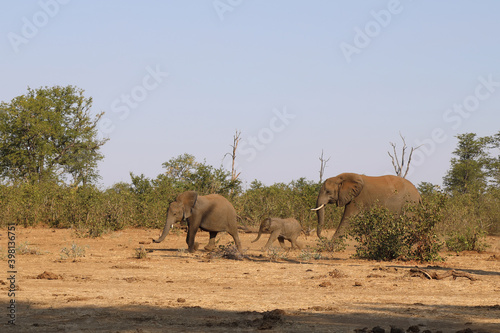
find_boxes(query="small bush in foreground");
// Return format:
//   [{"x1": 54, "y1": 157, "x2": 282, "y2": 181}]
[
  {"x1": 347, "y1": 200, "x2": 444, "y2": 262},
  {"x1": 135, "y1": 246, "x2": 148, "y2": 259},
  {"x1": 348, "y1": 206, "x2": 409, "y2": 261},
  {"x1": 60, "y1": 242, "x2": 87, "y2": 261},
  {"x1": 315, "y1": 236, "x2": 347, "y2": 253}
]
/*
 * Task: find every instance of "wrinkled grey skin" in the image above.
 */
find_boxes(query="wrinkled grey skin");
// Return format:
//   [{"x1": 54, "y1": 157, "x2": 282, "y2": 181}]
[
  {"x1": 252, "y1": 218, "x2": 303, "y2": 251},
  {"x1": 313, "y1": 173, "x2": 421, "y2": 239},
  {"x1": 153, "y1": 191, "x2": 242, "y2": 253}
]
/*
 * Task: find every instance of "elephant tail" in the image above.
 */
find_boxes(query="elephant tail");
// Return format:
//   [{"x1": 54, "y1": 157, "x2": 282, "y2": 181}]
[
  {"x1": 238, "y1": 225, "x2": 256, "y2": 233},
  {"x1": 237, "y1": 215, "x2": 257, "y2": 233}
]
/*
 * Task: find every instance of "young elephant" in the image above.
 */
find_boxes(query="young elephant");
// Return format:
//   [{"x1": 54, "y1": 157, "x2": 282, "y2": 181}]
[{"x1": 252, "y1": 218, "x2": 303, "y2": 251}]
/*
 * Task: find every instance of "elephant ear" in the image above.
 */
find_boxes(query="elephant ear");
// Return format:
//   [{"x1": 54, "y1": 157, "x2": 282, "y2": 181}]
[
  {"x1": 337, "y1": 174, "x2": 364, "y2": 207},
  {"x1": 263, "y1": 218, "x2": 272, "y2": 231},
  {"x1": 177, "y1": 191, "x2": 198, "y2": 219}
]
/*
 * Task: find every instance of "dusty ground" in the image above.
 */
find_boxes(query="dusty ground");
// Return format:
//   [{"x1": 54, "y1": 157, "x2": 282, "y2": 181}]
[{"x1": 1, "y1": 226, "x2": 499, "y2": 333}]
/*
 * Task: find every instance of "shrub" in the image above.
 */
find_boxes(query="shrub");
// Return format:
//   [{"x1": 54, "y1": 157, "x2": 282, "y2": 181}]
[
  {"x1": 348, "y1": 206, "x2": 410, "y2": 261},
  {"x1": 315, "y1": 236, "x2": 346, "y2": 253},
  {"x1": 16, "y1": 241, "x2": 42, "y2": 255},
  {"x1": 135, "y1": 246, "x2": 148, "y2": 259},
  {"x1": 445, "y1": 226, "x2": 489, "y2": 252},
  {"x1": 404, "y1": 198, "x2": 445, "y2": 262},
  {"x1": 347, "y1": 200, "x2": 444, "y2": 262},
  {"x1": 434, "y1": 192, "x2": 493, "y2": 250},
  {"x1": 60, "y1": 242, "x2": 88, "y2": 261}
]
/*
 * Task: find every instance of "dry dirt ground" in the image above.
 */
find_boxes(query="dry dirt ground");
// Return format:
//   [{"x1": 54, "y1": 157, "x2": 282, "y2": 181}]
[{"x1": 1, "y1": 226, "x2": 499, "y2": 333}]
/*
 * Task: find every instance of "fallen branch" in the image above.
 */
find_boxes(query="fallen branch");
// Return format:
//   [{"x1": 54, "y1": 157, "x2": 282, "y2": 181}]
[{"x1": 410, "y1": 268, "x2": 478, "y2": 281}]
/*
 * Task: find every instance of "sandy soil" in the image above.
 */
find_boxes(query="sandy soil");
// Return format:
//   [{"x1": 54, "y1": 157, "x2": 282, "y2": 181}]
[{"x1": 1, "y1": 226, "x2": 499, "y2": 333}]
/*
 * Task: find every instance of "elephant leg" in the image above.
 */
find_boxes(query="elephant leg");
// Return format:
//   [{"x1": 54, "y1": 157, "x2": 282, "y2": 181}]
[
  {"x1": 204, "y1": 231, "x2": 218, "y2": 251},
  {"x1": 262, "y1": 230, "x2": 280, "y2": 251},
  {"x1": 226, "y1": 228, "x2": 243, "y2": 252},
  {"x1": 186, "y1": 223, "x2": 200, "y2": 253},
  {"x1": 333, "y1": 208, "x2": 354, "y2": 240},
  {"x1": 290, "y1": 237, "x2": 302, "y2": 250},
  {"x1": 277, "y1": 236, "x2": 286, "y2": 249}
]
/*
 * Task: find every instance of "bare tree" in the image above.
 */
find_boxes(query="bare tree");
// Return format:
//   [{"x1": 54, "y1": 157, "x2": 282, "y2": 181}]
[
  {"x1": 319, "y1": 149, "x2": 331, "y2": 183},
  {"x1": 225, "y1": 130, "x2": 242, "y2": 182},
  {"x1": 388, "y1": 133, "x2": 421, "y2": 178}
]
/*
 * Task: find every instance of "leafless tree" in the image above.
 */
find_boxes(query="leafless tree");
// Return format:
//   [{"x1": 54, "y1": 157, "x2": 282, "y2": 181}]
[
  {"x1": 225, "y1": 130, "x2": 242, "y2": 182},
  {"x1": 388, "y1": 133, "x2": 421, "y2": 178},
  {"x1": 319, "y1": 149, "x2": 331, "y2": 183}
]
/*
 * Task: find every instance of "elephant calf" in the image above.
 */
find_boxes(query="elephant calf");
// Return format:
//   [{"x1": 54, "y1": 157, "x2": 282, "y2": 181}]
[{"x1": 252, "y1": 218, "x2": 303, "y2": 251}]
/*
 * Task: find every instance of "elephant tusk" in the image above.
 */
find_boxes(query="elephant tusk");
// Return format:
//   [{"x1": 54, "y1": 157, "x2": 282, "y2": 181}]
[{"x1": 311, "y1": 204, "x2": 325, "y2": 211}]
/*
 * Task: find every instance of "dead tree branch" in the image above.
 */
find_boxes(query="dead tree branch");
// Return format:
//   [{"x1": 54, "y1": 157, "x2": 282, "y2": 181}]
[
  {"x1": 388, "y1": 133, "x2": 421, "y2": 178},
  {"x1": 410, "y1": 268, "x2": 478, "y2": 281},
  {"x1": 224, "y1": 130, "x2": 242, "y2": 182},
  {"x1": 319, "y1": 150, "x2": 331, "y2": 183}
]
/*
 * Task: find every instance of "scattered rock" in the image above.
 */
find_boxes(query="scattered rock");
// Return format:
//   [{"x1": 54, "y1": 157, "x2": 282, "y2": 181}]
[
  {"x1": 354, "y1": 328, "x2": 368, "y2": 333},
  {"x1": 407, "y1": 325, "x2": 420, "y2": 332},
  {"x1": 111, "y1": 264, "x2": 148, "y2": 269},
  {"x1": 66, "y1": 296, "x2": 92, "y2": 302},
  {"x1": 319, "y1": 281, "x2": 332, "y2": 287},
  {"x1": 367, "y1": 274, "x2": 385, "y2": 278},
  {"x1": 374, "y1": 266, "x2": 398, "y2": 272},
  {"x1": 354, "y1": 281, "x2": 363, "y2": 287},
  {"x1": 36, "y1": 271, "x2": 62, "y2": 280},
  {"x1": 455, "y1": 329, "x2": 474, "y2": 333},
  {"x1": 123, "y1": 277, "x2": 139, "y2": 283},
  {"x1": 371, "y1": 326, "x2": 385, "y2": 333},
  {"x1": 329, "y1": 269, "x2": 347, "y2": 278},
  {"x1": 259, "y1": 309, "x2": 285, "y2": 330},
  {"x1": 390, "y1": 327, "x2": 404, "y2": 333},
  {"x1": 308, "y1": 305, "x2": 336, "y2": 311},
  {"x1": 177, "y1": 298, "x2": 186, "y2": 303}
]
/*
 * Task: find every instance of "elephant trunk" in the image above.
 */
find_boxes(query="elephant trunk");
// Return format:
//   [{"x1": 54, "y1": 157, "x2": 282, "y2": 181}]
[
  {"x1": 252, "y1": 220, "x2": 269, "y2": 243},
  {"x1": 152, "y1": 218, "x2": 174, "y2": 243},
  {"x1": 251, "y1": 229, "x2": 263, "y2": 243}
]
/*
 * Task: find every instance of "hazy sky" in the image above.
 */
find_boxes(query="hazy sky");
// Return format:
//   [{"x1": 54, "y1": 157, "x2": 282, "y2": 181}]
[{"x1": 2, "y1": 1, "x2": 499, "y2": 188}]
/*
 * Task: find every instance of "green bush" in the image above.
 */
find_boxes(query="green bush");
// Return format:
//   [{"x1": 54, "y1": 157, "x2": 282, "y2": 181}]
[
  {"x1": 445, "y1": 227, "x2": 489, "y2": 252},
  {"x1": 347, "y1": 200, "x2": 444, "y2": 262},
  {"x1": 348, "y1": 206, "x2": 410, "y2": 261},
  {"x1": 314, "y1": 236, "x2": 346, "y2": 253},
  {"x1": 419, "y1": 185, "x2": 495, "y2": 253},
  {"x1": 404, "y1": 198, "x2": 445, "y2": 262},
  {"x1": 60, "y1": 242, "x2": 88, "y2": 260}
]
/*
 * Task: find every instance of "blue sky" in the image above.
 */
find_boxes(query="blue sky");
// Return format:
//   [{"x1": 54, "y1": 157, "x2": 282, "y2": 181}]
[{"x1": 2, "y1": 1, "x2": 499, "y2": 188}]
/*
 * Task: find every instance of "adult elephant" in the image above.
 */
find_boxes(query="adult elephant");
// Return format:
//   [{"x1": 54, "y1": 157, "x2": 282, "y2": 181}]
[
  {"x1": 312, "y1": 173, "x2": 421, "y2": 239},
  {"x1": 153, "y1": 191, "x2": 242, "y2": 253}
]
